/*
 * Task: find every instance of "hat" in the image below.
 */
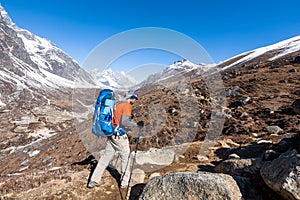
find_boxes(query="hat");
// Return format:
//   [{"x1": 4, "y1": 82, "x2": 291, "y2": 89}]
[
  {"x1": 129, "y1": 94, "x2": 139, "y2": 100},
  {"x1": 129, "y1": 91, "x2": 139, "y2": 100}
]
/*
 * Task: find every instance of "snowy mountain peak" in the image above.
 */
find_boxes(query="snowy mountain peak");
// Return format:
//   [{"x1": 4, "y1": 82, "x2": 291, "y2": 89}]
[
  {"x1": 168, "y1": 59, "x2": 203, "y2": 71},
  {"x1": 0, "y1": 4, "x2": 14, "y2": 26},
  {"x1": 137, "y1": 59, "x2": 210, "y2": 87},
  {"x1": 90, "y1": 68, "x2": 138, "y2": 89},
  {"x1": 161, "y1": 59, "x2": 208, "y2": 75},
  {"x1": 0, "y1": 4, "x2": 97, "y2": 109}
]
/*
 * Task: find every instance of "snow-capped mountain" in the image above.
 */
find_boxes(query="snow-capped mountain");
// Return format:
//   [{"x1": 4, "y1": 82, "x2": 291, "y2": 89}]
[
  {"x1": 90, "y1": 68, "x2": 138, "y2": 89},
  {"x1": 90, "y1": 60, "x2": 214, "y2": 89},
  {"x1": 139, "y1": 59, "x2": 211, "y2": 86},
  {"x1": 0, "y1": 4, "x2": 95, "y2": 91},
  {"x1": 138, "y1": 36, "x2": 300, "y2": 85},
  {"x1": 218, "y1": 36, "x2": 300, "y2": 70},
  {"x1": 167, "y1": 59, "x2": 202, "y2": 71}
]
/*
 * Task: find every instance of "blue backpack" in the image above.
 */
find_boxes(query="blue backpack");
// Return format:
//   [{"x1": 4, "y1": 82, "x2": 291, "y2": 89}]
[{"x1": 92, "y1": 89, "x2": 126, "y2": 136}]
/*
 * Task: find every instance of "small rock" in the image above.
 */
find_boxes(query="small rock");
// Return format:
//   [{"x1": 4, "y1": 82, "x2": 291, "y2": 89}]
[
  {"x1": 292, "y1": 99, "x2": 300, "y2": 114},
  {"x1": 174, "y1": 154, "x2": 185, "y2": 162},
  {"x1": 229, "y1": 154, "x2": 240, "y2": 159},
  {"x1": 251, "y1": 133, "x2": 259, "y2": 137},
  {"x1": 262, "y1": 150, "x2": 280, "y2": 161},
  {"x1": 289, "y1": 68, "x2": 297, "y2": 73},
  {"x1": 196, "y1": 155, "x2": 209, "y2": 162},
  {"x1": 240, "y1": 112, "x2": 249, "y2": 118},
  {"x1": 148, "y1": 172, "x2": 161, "y2": 180},
  {"x1": 225, "y1": 139, "x2": 240, "y2": 148},
  {"x1": 130, "y1": 168, "x2": 145, "y2": 186},
  {"x1": 257, "y1": 140, "x2": 273, "y2": 144},
  {"x1": 266, "y1": 126, "x2": 283, "y2": 135},
  {"x1": 219, "y1": 141, "x2": 231, "y2": 148},
  {"x1": 65, "y1": 176, "x2": 72, "y2": 183}
]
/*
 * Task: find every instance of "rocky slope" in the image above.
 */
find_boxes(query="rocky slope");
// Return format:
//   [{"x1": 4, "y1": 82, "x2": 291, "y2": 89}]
[
  {"x1": 0, "y1": 3, "x2": 96, "y2": 174},
  {"x1": 0, "y1": 3, "x2": 95, "y2": 122},
  {"x1": 2, "y1": 38, "x2": 300, "y2": 199}
]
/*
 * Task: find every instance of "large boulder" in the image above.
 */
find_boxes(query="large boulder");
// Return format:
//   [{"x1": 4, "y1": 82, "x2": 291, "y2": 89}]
[
  {"x1": 97, "y1": 147, "x2": 175, "y2": 173},
  {"x1": 260, "y1": 149, "x2": 300, "y2": 200},
  {"x1": 139, "y1": 172, "x2": 242, "y2": 200},
  {"x1": 134, "y1": 148, "x2": 175, "y2": 172},
  {"x1": 214, "y1": 158, "x2": 262, "y2": 177}
]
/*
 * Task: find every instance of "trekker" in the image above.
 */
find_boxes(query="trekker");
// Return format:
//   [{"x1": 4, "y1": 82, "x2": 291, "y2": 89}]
[{"x1": 87, "y1": 93, "x2": 144, "y2": 189}]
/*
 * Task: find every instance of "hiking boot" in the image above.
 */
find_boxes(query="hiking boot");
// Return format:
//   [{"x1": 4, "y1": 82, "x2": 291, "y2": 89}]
[{"x1": 87, "y1": 181, "x2": 102, "y2": 189}]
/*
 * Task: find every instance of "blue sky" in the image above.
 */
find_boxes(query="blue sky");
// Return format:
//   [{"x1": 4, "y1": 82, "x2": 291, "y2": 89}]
[{"x1": 1, "y1": 0, "x2": 300, "y2": 73}]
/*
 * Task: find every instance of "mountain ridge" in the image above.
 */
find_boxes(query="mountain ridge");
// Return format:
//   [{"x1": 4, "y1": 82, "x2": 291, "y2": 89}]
[
  {"x1": 218, "y1": 35, "x2": 300, "y2": 70},
  {"x1": 0, "y1": 4, "x2": 95, "y2": 91}
]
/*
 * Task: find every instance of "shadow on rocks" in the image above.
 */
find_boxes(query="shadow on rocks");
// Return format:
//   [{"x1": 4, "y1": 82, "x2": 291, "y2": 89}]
[
  {"x1": 71, "y1": 155, "x2": 123, "y2": 189},
  {"x1": 214, "y1": 143, "x2": 271, "y2": 160},
  {"x1": 71, "y1": 155, "x2": 98, "y2": 185},
  {"x1": 197, "y1": 161, "x2": 221, "y2": 173},
  {"x1": 72, "y1": 154, "x2": 96, "y2": 166},
  {"x1": 106, "y1": 165, "x2": 122, "y2": 186},
  {"x1": 129, "y1": 183, "x2": 146, "y2": 200}
]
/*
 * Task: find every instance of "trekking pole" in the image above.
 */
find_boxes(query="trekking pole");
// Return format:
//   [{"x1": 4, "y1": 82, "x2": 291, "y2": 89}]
[{"x1": 125, "y1": 126, "x2": 142, "y2": 199}]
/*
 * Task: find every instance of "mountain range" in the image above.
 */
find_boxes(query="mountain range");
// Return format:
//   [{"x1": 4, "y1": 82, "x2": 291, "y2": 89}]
[
  {"x1": 90, "y1": 68, "x2": 137, "y2": 89},
  {"x1": 1, "y1": 1, "x2": 300, "y2": 95},
  {"x1": 0, "y1": 4, "x2": 96, "y2": 110},
  {"x1": 218, "y1": 35, "x2": 300, "y2": 70}
]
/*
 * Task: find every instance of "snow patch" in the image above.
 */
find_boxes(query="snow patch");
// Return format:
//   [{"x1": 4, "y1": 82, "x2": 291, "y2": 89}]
[
  {"x1": 0, "y1": 100, "x2": 6, "y2": 107},
  {"x1": 35, "y1": 167, "x2": 62, "y2": 175},
  {"x1": 19, "y1": 166, "x2": 29, "y2": 171},
  {"x1": 12, "y1": 115, "x2": 38, "y2": 126},
  {"x1": 1, "y1": 127, "x2": 56, "y2": 154},
  {"x1": 28, "y1": 127, "x2": 53, "y2": 138},
  {"x1": 269, "y1": 38, "x2": 300, "y2": 60},
  {"x1": 7, "y1": 172, "x2": 24, "y2": 177},
  {"x1": 28, "y1": 149, "x2": 41, "y2": 157},
  {"x1": 221, "y1": 36, "x2": 300, "y2": 71},
  {"x1": 49, "y1": 167, "x2": 62, "y2": 171},
  {"x1": 257, "y1": 140, "x2": 273, "y2": 144},
  {"x1": 40, "y1": 68, "x2": 74, "y2": 88}
]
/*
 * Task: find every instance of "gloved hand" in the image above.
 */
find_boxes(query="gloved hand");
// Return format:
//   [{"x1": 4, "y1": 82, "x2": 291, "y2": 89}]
[
  {"x1": 130, "y1": 114, "x2": 134, "y2": 120},
  {"x1": 137, "y1": 121, "x2": 144, "y2": 127}
]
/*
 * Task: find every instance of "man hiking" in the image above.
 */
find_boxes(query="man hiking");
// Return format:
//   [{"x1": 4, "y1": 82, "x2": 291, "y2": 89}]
[{"x1": 88, "y1": 93, "x2": 144, "y2": 189}]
